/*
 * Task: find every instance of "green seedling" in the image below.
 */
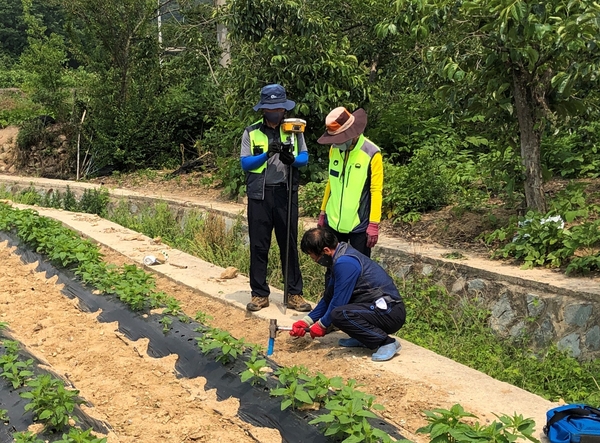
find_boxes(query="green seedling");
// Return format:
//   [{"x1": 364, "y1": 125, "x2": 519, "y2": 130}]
[
  {"x1": 416, "y1": 404, "x2": 539, "y2": 443},
  {"x1": 308, "y1": 379, "x2": 398, "y2": 443},
  {"x1": 271, "y1": 377, "x2": 313, "y2": 411},
  {"x1": 159, "y1": 316, "x2": 173, "y2": 334},
  {"x1": 0, "y1": 321, "x2": 7, "y2": 329},
  {"x1": 163, "y1": 296, "x2": 182, "y2": 316},
  {"x1": 54, "y1": 427, "x2": 108, "y2": 443},
  {"x1": 12, "y1": 431, "x2": 44, "y2": 443},
  {"x1": 148, "y1": 290, "x2": 168, "y2": 309},
  {"x1": 273, "y1": 365, "x2": 310, "y2": 387},
  {"x1": 303, "y1": 372, "x2": 343, "y2": 406},
  {"x1": 21, "y1": 374, "x2": 84, "y2": 432},
  {"x1": 0, "y1": 408, "x2": 8, "y2": 422},
  {"x1": 0, "y1": 350, "x2": 19, "y2": 368},
  {"x1": 196, "y1": 327, "x2": 246, "y2": 364},
  {"x1": 2, "y1": 339, "x2": 20, "y2": 354},
  {"x1": 194, "y1": 311, "x2": 213, "y2": 326},
  {"x1": 178, "y1": 314, "x2": 191, "y2": 323},
  {"x1": 310, "y1": 393, "x2": 392, "y2": 443},
  {"x1": 0, "y1": 358, "x2": 34, "y2": 388},
  {"x1": 240, "y1": 345, "x2": 269, "y2": 386},
  {"x1": 272, "y1": 370, "x2": 344, "y2": 411}
]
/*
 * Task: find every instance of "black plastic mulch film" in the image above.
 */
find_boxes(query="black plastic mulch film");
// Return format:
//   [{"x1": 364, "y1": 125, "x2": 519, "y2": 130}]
[{"x1": 0, "y1": 231, "x2": 406, "y2": 443}]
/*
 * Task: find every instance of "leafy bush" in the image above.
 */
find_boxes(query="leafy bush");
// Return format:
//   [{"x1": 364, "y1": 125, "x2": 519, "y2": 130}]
[
  {"x1": 543, "y1": 121, "x2": 600, "y2": 179},
  {"x1": 299, "y1": 181, "x2": 326, "y2": 217},
  {"x1": 383, "y1": 150, "x2": 451, "y2": 221},
  {"x1": 16, "y1": 118, "x2": 56, "y2": 151},
  {"x1": 78, "y1": 188, "x2": 110, "y2": 217},
  {"x1": 213, "y1": 155, "x2": 246, "y2": 198},
  {"x1": 0, "y1": 67, "x2": 27, "y2": 89},
  {"x1": 271, "y1": 366, "x2": 343, "y2": 411},
  {"x1": 477, "y1": 145, "x2": 525, "y2": 205},
  {"x1": 482, "y1": 182, "x2": 600, "y2": 273},
  {"x1": 0, "y1": 89, "x2": 42, "y2": 127}
]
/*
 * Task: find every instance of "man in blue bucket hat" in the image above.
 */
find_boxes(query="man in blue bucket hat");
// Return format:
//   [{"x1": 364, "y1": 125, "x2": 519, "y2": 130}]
[{"x1": 240, "y1": 84, "x2": 312, "y2": 312}]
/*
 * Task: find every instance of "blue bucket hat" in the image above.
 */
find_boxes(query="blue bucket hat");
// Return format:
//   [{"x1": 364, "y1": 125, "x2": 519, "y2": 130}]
[{"x1": 253, "y1": 84, "x2": 296, "y2": 111}]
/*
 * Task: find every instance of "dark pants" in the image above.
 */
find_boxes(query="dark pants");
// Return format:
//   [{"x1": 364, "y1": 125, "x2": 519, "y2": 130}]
[
  {"x1": 330, "y1": 300, "x2": 406, "y2": 349},
  {"x1": 330, "y1": 229, "x2": 370, "y2": 257},
  {"x1": 247, "y1": 184, "x2": 303, "y2": 297}
]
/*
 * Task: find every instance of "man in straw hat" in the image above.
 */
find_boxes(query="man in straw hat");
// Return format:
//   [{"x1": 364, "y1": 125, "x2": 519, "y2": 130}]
[
  {"x1": 316, "y1": 106, "x2": 383, "y2": 257},
  {"x1": 240, "y1": 83, "x2": 312, "y2": 312}
]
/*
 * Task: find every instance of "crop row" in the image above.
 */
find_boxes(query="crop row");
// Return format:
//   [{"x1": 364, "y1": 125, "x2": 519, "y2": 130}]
[{"x1": 0, "y1": 323, "x2": 106, "y2": 442}]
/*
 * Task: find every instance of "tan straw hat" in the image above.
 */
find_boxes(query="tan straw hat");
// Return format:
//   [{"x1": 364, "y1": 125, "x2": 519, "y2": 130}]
[{"x1": 317, "y1": 106, "x2": 367, "y2": 144}]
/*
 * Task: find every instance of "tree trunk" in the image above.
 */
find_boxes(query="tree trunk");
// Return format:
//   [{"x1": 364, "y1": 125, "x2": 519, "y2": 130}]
[{"x1": 512, "y1": 70, "x2": 547, "y2": 213}]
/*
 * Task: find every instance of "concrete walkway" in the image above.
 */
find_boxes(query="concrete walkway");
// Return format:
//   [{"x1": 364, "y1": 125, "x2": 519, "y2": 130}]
[{"x1": 0, "y1": 174, "x2": 558, "y2": 441}]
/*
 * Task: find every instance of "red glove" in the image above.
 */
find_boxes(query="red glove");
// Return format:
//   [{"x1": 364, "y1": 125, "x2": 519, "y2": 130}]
[
  {"x1": 317, "y1": 212, "x2": 326, "y2": 227},
  {"x1": 366, "y1": 222, "x2": 379, "y2": 248},
  {"x1": 309, "y1": 321, "x2": 327, "y2": 339},
  {"x1": 290, "y1": 319, "x2": 310, "y2": 337}
]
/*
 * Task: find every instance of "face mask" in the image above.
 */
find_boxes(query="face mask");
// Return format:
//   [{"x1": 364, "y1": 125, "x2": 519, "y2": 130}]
[
  {"x1": 332, "y1": 140, "x2": 353, "y2": 151},
  {"x1": 264, "y1": 111, "x2": 284, "y2": 125},
  {"x1": 317, "y1": 253, "x2": 333, "y2": 268}
]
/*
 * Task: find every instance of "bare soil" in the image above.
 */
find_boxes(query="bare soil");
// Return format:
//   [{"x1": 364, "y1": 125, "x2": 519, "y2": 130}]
[{"x1": 0, "y1": 242, "x2": 285, "y2": 443}]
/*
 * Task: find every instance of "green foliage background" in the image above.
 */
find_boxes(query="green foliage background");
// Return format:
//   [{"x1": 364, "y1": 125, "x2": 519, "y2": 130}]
[{"x1": 1, "y1": 0, "x2": 599, "y2": 200}]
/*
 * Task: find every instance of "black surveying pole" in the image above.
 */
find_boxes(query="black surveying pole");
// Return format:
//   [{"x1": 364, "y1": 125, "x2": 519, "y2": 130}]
[{"x1": 282, "y1": 138, "x2": 294, "y2": 314}]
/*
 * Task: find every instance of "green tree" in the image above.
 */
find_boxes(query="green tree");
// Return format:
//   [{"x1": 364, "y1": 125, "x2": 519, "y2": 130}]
[
  {"x1": 382, "y1": 0, "x2": 600, "y2": 212},
  {"x1": 19, "y1": 0, "x2": 69, "y2": 119},
  {"x1": 0, "y1": 0, "x2": 66, "y2": 61},
  {"x1": 221, "y1": 0, "x2": 371, "y2": 180},
  {"x1": 60, "y1": 0, "x2": 188, "y2": 170}
]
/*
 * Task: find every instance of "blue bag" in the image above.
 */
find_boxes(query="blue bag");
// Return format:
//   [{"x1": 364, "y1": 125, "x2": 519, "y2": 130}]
[{"x1": 544, "y1": 404, "x2": 600, "y2": 443}]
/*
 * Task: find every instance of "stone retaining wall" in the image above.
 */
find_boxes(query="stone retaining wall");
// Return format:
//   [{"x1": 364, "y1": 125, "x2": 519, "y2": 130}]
[{"x1": 375, "y1": 246, "x2": 600, "y2": 360}]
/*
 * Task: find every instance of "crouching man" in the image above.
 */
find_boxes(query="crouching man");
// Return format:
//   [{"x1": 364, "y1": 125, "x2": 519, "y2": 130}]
[{"x1": 290, "y1": 227, "x2": 406, "y2": 362}]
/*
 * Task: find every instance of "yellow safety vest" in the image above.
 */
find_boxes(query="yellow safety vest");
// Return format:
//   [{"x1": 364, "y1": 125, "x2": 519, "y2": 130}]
[
  {"x1": 325, "y1": 135, "x2": 374, "y2": 233},
  {"x1": 248, "y1": 121, "x2": 299, "y2": 173}
]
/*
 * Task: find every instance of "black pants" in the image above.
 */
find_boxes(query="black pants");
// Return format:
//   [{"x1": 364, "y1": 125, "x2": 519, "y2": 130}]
[
  {"x1": 329, "y1": 228, "x2": 370, "y2": 257},
  {"x1": 247, "y1": 184, "x2": 303, "y2": 297},
  {"x1": 330, "y1": 300, "x2": 406, "y2": 349}
]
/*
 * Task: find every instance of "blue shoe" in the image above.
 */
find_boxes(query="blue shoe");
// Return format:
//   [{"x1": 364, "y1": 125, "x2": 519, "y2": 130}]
[
  {"x1": 371, "y1": 340, "x2": 401, "y2": 362},
  {"x1": 338, "y1": 337, "x2": 366, "y2": 348}
]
